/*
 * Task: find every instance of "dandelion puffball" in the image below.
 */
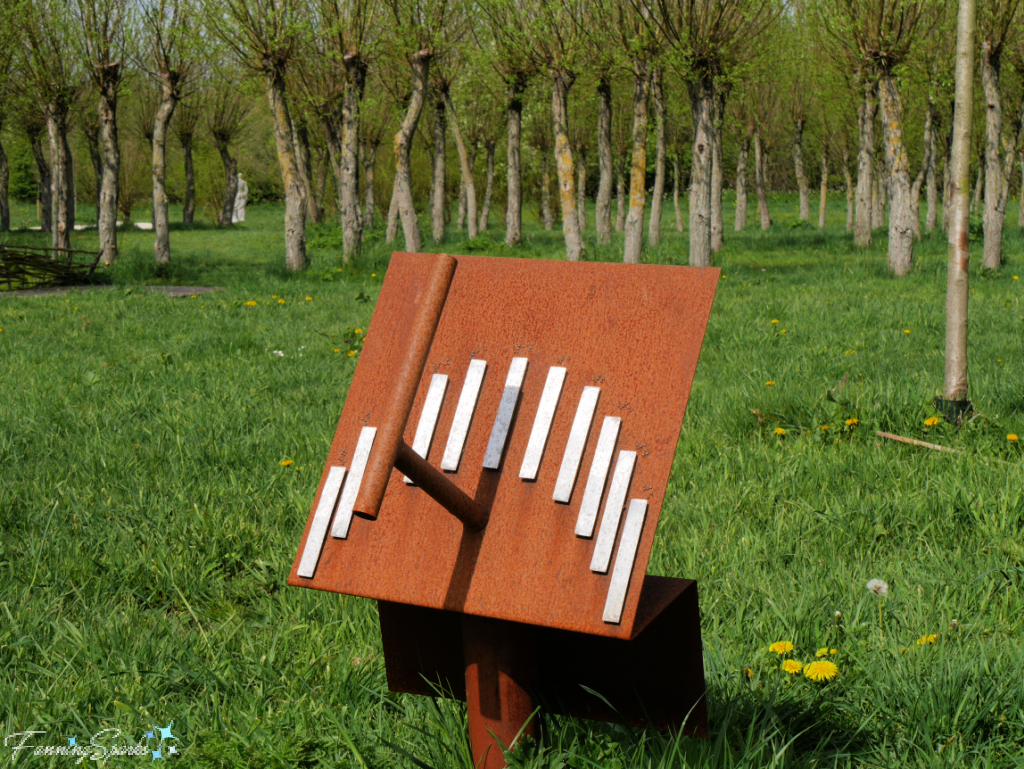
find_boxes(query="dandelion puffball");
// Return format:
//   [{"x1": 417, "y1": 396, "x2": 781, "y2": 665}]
[{"x1": 866, "y1": 578, "x2": 889, "y2": 597}]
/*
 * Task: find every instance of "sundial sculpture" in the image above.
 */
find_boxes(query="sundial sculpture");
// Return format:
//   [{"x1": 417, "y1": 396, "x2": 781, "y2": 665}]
[{"x1": 289, "y1": 252, "x2": 719, "y2": 767}]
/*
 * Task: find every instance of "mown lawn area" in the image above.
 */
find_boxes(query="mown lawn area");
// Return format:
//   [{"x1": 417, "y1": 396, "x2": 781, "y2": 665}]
[{"x1": 2, "y1": 196, "x2": 1023, "y2": 767}]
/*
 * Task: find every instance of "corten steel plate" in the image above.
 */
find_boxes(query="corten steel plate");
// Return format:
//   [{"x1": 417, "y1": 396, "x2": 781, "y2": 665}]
[
  {"x1": 288, "y1": 253, "x2": 719, "y2": 640},
  {"x1": 377, "y1": 576, "x2": 708, "y2": 735}
]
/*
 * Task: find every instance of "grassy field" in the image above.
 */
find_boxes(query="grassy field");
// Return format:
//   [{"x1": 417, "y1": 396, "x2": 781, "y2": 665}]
[{"x1": 2, "y1": 196, "x2": 1023, "y2": 768}]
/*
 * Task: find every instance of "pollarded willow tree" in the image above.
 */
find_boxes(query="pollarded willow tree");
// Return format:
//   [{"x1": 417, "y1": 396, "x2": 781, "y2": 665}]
[
  {"x1": 16, "y1": 0, "x2": 81, "y2": 251},
  {"x1": 488, "y1": 0, "x2": 589, "y2": 261},
  {"x1": 978, "y1": 0, "x2": 1022, "y2": 269},
  {"x1": 207, "y1": 80, "x2": 251, "y2": 227},
  {"x1": 172, "y1": 95, "x2": 201, "y2": 224},
  {"x1": 140, "y1": 0, "x2": 197, "y2": 265},
  {"x1": 819, "y1": 0, "x2": 937, "y2": 276},
  {"x1": 0, "y1": 20, "x2": 12, "y2": 233},
  {"x1": 384, "y1": 0, "x2": 456, "y2": 254},
  {"x1": 207, "y1": 0, "x2": 309, "y2": 271},
  {"x1": 296, "y1": 0, "x2": 378, "y2": 261},
  {"x1": 71, "y1": 0, "x2": 129, "y2": 265},
  {"x1": 643, "y1": 0, "x2": 778, "y2": 267}
]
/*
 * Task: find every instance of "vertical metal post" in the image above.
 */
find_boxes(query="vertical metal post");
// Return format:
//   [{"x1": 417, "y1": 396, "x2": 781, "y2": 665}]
[{"x1": 462, "y1": 616, "x2": 539, "y2": 769}]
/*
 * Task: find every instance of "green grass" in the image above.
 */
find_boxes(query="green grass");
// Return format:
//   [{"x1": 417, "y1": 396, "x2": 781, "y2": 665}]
[{"x1": 2, "y1": 194, "x2": 1024, "y2": 767}]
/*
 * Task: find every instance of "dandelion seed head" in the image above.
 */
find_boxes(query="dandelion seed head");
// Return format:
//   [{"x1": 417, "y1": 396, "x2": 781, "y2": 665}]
[{"x1": 867, "y1": 578, "x2": 889, "y2": 597}]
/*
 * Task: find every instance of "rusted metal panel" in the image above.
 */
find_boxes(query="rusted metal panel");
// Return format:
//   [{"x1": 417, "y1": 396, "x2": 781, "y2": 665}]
[
  {"x1": 289, "y1": 253, "x2": 720, "y2": 640},
  {"x1": 378, "y1": 576, "x2": 708, "y2": 735}
]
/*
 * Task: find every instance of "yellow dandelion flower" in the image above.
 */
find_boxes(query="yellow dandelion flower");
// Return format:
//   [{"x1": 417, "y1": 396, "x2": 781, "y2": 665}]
[
  {"x1": 904, "y1": 329, "x2": 911, "y2": 334},
  {"x1": 305, "y1": 296, "x2": 312, "y2": 301},
  {"x1": 821, "y1": 424, "x2": 830, "y2": 431},
  {"x1": 371, "y1": 273, "x2": 377, "y2": 277},
  {"x1": 347, "y1": 350, "x2": 356, "y2": 357},
  {"x1": 278, "y1": 299, "x2": 285, "y2": 304},
  {"x1": 774, "y1": 427, "x2": 787, "y2": 436},
  {"x1": 244, "y1": 301, "x2": 257, "y2": 306},
  {"x1": 804, "y1": 660, "x2": 838, "y2": 681},
  {"x1": 722, "y1": 275, "x2": 727, "y2": 279},
  {"x1": 782, "y1": 659, "x2": 803, "y2": 674},
  {"x1": 1014, "y1": 275, "x2": 1019, "y2": 280},
  {"x1": 924, "y1": 416, "x2": 940, "y2": 426},
  {"x1": 190, "y1": 294, "x2": 197, "y2": 299},
  {"x1": 744, "y1": 667, "x2": 753, "y2": 679},
  {"x1": 780, "y1": 329, "x2": 787, "y2": 334},
  {"x1": 1008, "y1": 434, "x2": 1019, "y2": 441},
  {"x1": 279, "y1": 460, "x2": 294, "y2": 467},
  {"x1": 844, "y1": 349, "x2": 855, "y2": 354},
  {"x1": 273, "y1": 295, "x2": 278, "y2": 298},
  {"x1": 765, "y1": 380, "x2": 775, "y2": 386},
  {"x1": 917, "y1": 634, "x2": 938, "y2": 645},
  {"x1": 334, "y1": 348, "x2": 341, "y2": 353},
  {"x1": 354, "y1": 328, "x2": 363, "y2": 334},
  {"x1": 771, "y1": 319, "x2": 779, "y2": 324},
  {"x1": 845, "y1": 418, "x2": 859, "y2": 426},
  {"x1": 769, "y1": 641, "x2": 794, "y2": 654},
  {"x1": 815, "y1": 647, "x2": 838, "y2": 657}
]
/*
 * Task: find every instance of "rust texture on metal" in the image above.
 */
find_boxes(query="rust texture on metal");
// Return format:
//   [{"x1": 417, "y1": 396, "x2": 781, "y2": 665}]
[
  {"x1": 352, "y1": 253, "x2": 457, "y2": 520},
  {"x1": 378, "y1": 576, "x2": 708, "y2": 735},
  {"x1": 289, "y1": 253, "x2": 719, "y2": 640},
  {"x1": 395, "y1": 441, "x2": 488, "y2": 529},
  {"x1": 462, "y1": 615, "x2": 540, "y2": 768}
]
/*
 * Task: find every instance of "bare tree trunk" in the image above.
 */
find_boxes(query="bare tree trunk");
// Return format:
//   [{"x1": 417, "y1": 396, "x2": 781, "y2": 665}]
[
  {"x1": 910, "y1": 160, "x2": 926, "y2": 240},
  {"x1": 394, "y1": 50, "x2": 429, "y2": 253},
  {"x1": 735, "y1": 135, "x2": 749, "y2": 231},
  {"x1": 878, "y1": 71, "x2": 915, "y2": 276},
  {"x1": 615, "y1": 153, "x2": 626, "y2": 231},
  {"x1": 505, "y1": 74, "x2": 526, "y2": 247},
  {"x1": 972, "y1": 152, "x2": 983, "y2": 211},
  {"x1": 362, "y1": 140, "x2": 377, "y2": 230},
  {"x1": 843, "y1": 142, "x2": 854, "y2": 231},
  {"x1": 596, "y1": 76, "x2": 613, "y2": 244},
  {"x1": 181, "y1": 130, "x2": 195, "y2": 224},
  {"x1": 709, "y1": 94, "x2": 724, "y2": 251},
  {"x1": 152, "y1": 73, "x2": 178, "y2": 265},
  {"x1": 29, "y1": 129, "x2": 51, "y2": 232},
  {"x1": 45, "y1": 101, "x2": 72, "y2": 251},
  {"x1": 925, "y1": 102, "x2": 938, "y2": 233},
  {"x1": 430, "y1": 90, "x2": 447, "y2": 244},
  {"x1": 322, "y1": 114, "x2": 344, "y2": 217},
  {"x1": 478, "y1": 141, "x2": 495, "y2": 231},
  {"x1": 649, "y1": 68, "x2": 667, "y2": 248},
  {"x1": 793, "y1": 117, "x2": 810, "y2": 220},
  {"x1": 754, "y1": 128, "x2": 771, "y2": 230},
  {"x1": 871, "y1": 174, "x2": 883, "y2": 229},
  {"x1": 674, "y1": 154, "x2": 684, "y2": 232},
  {"x1": 293, "y1": 118, "x2": 321, "y2": 225},
  {"x1": 942, "y1": 156, "x2": 951, "y2": 232},
  {"x1": 214, "y1": 136, "x2": 238, "y2": 227},
  {"x1": 266, "y1": 68, "x2": 307, "y2": 271},
  {"x1": 944, "y1": 0, "x2": 975, "y2": 403},
  {"x1": 819, "y1": 140, "x2": 829, "y2": 228},
  {"x1": 1019, "y1": 152, "x2": 1024, "y2": 227},
  {"x1": 541, "y1": 154, "x2": 553, "y2": 230},
  {"x1": 576, "y1": 143, "x2": 587, "y2": 233},
  {"x1": 84, "y1": 122, "x2": 102, "y2": 223},
  {"x1": 446, "y1": 92, "x2": 478, "y2": 241},
  {"x1": 855, "y1": 80, "x2": 876, "y2": 246},
  {"x1": 0, "y1": 129, "x2": 8, "y2": 232},
  {"x1": 341, "y1": 61, "x2": 366, "y2": 260},
  {"x1": 386, "y1": 175, "x2": 399, "y2": 241},
  {"x1": 688, "y1": 75, "x2": 715, "y2": 266},
  {"x1": 65, "y1": 136, "x2": 75, "y2": 234},
  {"x1": 623, "y1": 59, "x2": 650, "y2": 264},
  {"x1": 982, "y1": 46, "x2": 1005, "y2": 269},
  {"x1": 552, "y1": 69, "x2": 583, "y2": 261}
]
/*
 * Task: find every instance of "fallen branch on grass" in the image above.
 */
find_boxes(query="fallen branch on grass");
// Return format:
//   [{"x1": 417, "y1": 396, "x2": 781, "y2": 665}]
[{"x1": 876, "y1": 431, "x2": 962, "y2": 455}]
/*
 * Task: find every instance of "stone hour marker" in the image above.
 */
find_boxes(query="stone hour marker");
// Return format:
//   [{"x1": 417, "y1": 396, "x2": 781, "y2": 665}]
[
  {"x1": 483, "y1": 357, "x2": 528, "y2": 470},
  {"x1": 331, "y1": 426, "x2": 376, "y2": 539},
  {"x1": 440, "y1": 359, "x2": 487, "y2": 472},
  {"x1": 519, "y1": 366, "x2": 566, "y2": 480},
  {"x1": 590, "y1": 450, "x2": 637, "y2": 573},
  {"x1": 602, "y1": 499, "x2": 647, "y2": 623},
  {"x1": 573, "y1": 416, "x2": 621, "y2": 535},
  {"x1": 405, "y1": 374, "x2": 449, "y2": 484},
  {"x1": 297, "y1": 466, "x2": 346, "y2": 578},
  {"x1": 552, "y1": 386, "x2": 601, "y2": 503}
]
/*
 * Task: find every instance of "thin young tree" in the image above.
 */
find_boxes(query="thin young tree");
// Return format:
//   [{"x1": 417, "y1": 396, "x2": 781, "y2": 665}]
[
  {"x1": 207, "y1": 0, "x2": 311, "y2": 271},
  {"x1": 943, "y1": 0, "x2": 976, "y2": 414},
  {"x1": 978, "y1": 0, "x2": 1021, "y2": 269},
  {"x1": 173, "y1": 95, "x2": 201, "y2": 224},
  {"x1": 0, "y1": 18, "x2": 14, "y2": 233},
  {"x1": 206, "y1": 81, "x2": 251, "y2": 227}
]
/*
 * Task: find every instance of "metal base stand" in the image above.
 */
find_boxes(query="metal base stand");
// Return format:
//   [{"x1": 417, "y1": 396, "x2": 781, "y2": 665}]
[{"x1": 462, "y1": 615, "x2": 539, "y2": 769}]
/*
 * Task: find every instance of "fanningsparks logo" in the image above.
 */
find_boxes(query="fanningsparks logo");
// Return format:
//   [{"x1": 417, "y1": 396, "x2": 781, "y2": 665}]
[{"x1": 5, "y1": 723, "x2": 182, "y2": 763}]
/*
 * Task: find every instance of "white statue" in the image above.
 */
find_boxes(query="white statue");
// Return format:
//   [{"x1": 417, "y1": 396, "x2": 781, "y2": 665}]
[{"x1": 233, "y1": 174, "x2": 249, "y2": 223}]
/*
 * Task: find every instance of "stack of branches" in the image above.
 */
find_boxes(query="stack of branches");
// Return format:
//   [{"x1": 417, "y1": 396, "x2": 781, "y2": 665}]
[{"x1": 0, "y1": 244, "x2": 102, "y2": 290}]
